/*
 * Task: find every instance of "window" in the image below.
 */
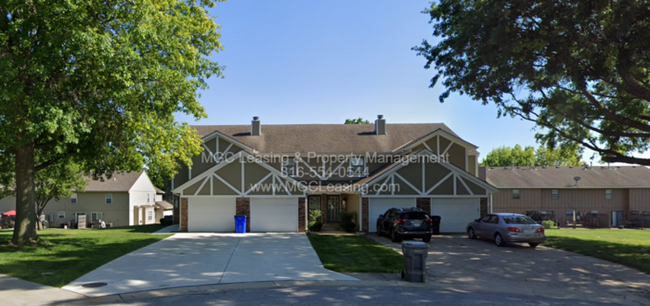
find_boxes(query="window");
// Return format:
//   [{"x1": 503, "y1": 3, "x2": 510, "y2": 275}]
[
  {"x1": 349, "y1": 157, "x2": 366, "y2": 177},
  {"x1": 282, "y1": 157, "x2": 298, "y2": 177},
  {"x1": 488, "y1": 215, "x2": 499, "y2": 224},
  {"x1": 147, "y1": 193, "x2": 150, "y2": 203},
  {"x1": 105, "y1": 193, "x2": 113, "y2": 204},
  {"x1": 70, "y1": 193, "x2": 77, "y2": 204},
  {"x1": 541, "y1": 211, "x2": 555, "y2": 221},
  {"x1": 512, "y1": 189, "x2": 520, "y2": 199},
  {"x1": 58, "y1": 211, "x2": 65, "y2": 219},
  {"x1": 91, "y1": 212, "x2": 103, "y2": 222},
  {"x1": 566, "y1": 210, "x2": 574, "y2": 217},
  {"x1": 591, "y1": 210, "x2": 598, "y2": 215},
  {"x1": 147, "y1": 210, "x2": 153, "y2": 221},
  {"x1": 551, "y1": 189, "x2": 559, "y2": 200},
  {"x1": 605, "y1": 189, "x2": 613, "y2": 199}
]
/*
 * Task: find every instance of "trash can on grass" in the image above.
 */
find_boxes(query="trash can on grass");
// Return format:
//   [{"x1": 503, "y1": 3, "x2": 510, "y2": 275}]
[
  {"x1": 401, "y1": 241, "x2": 429, "y2": 283},
  {"x1": 431, "y1": 215, "x2": 441, "y2": 235},
  {"x1": 235, "y1": 215, "x2": 247, "y2": 233}
]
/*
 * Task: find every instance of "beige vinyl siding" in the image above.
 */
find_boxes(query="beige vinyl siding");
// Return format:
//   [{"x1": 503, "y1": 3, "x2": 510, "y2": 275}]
[
  {"x1": 629, "y1": 189, "x2": 650, "y2": 212},
  {"x1": 467, "y1": 155, "x2": 477, "y2": 176},
  {"x1": 42, "y1": 192, "x2": 130, "y2": 228},
  {"x1": 492, "y1": 188, "x2": 631, "y2": 224}
]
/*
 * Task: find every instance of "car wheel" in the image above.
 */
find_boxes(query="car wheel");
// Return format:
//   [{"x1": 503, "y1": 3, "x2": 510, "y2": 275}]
[
  {"x1": 422, "y1": 235, "x2": 431, "y2": 243},
  {"x1": 376, "y1": 224, "x2": 383, "y2": 236},
  {"x1": 529, "y1": 243, "x2": 539, "y2": 248},
  {"x1": 494, "y1": 233, "x2": 505, "y2": 247},
  {"x1": 391, "y1": 228, "x2": 402, "y2": 243},
  {"x1": 467, "y1": 227, "x2": 477, "y2": 239}
]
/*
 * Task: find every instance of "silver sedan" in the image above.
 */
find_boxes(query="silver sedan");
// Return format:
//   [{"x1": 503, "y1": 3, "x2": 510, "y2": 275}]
[{"x1": 466, "y1": 213, "x2": 546, "y2": 248}]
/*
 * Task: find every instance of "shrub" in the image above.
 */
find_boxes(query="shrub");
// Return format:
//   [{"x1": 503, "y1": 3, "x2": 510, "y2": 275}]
[
  {"x1": 542, "y1": 220, "x2": 555, "y2": 229},
  {"x1": 308, "y1": 220, "x2": 322, "y2": 232},
  {"x1": 309, "y1": 210, "x2": 322, "y2": 222},
  {"x1": 340, "y1": 212, "x2": 357, "y2": 233},
  {"x1": 160, "y1": 218, "x2": 173, "y2": 226}
]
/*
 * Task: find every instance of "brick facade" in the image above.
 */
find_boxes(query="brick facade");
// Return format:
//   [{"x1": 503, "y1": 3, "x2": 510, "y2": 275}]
[
  {"x1": 416, "y1": 198, "x2": 431, "y2": 215},
  {"x1": 236, "y1": 197, "x2": 251, "y2": 232},
  {"x1": 180, "y1": 198, "x2": 188, "y2": 232},
  {"x1": 298, "y1": 197, "x2": 307, "y2": 232},
  {"x1": 362, "y1": 198, "x2": 369, "y2": 233}
]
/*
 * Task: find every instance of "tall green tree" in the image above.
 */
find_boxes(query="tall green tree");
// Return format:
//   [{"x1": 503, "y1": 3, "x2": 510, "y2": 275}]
[
  {"x1": 1, "y1": 0, "x2": 223, "y2": 245},
  {"x1": 345, "y1": 118, "x2": 371, "y2": 124},
  {"x1": 34, "y1": 161, "x2": 87, "y2": 230},
  {"x1": 415, "y1": 1, "x2": 650, "y2": 165},
  {"x1": 481, "y1": 144, "x2": 583, "y2": 167}
]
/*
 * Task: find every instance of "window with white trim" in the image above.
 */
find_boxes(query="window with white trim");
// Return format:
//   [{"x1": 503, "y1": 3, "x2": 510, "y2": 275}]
[
  {"x1": 282, "y1": 157, "x2": 298, "y2": 177},
  {"x1": 91, "y1": 212, "x2": 103, "y2": 222},
  {"x1": 605, "y1": 189, "x2": 613, "y2": 199},
  {"x1": 105, "y1": 193, "x2": 113, "y2": 204},
  {"x1": 348, "y1": 157, "x2": 366, "y2": 177},
  {"x1": 70, "y1": 193, "x2": 77, "y2": 204},
  {"x1": 147, "y1": 210, "x2": 153, "y2": 221},
  {"x1": 58, "y1": 211, "x2": 65, "y2": 219},
  {"x1": 147, "y1": 193, "x2": 150, "y2": 203},
  {"x1": 551, "y1": 189, "x2": 559, "y2": 200}
]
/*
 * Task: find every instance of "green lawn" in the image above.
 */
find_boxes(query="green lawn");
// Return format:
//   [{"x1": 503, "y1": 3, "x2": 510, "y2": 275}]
[
  {"x1": 0, "y1": 225, "x2": 170, "y2": 287},
  {"x1": 544, "y1": 229, "x2": 650, "y2": 274},
  {"x1": 307, "y1": 234, "x2": 403, "y2": 273}
]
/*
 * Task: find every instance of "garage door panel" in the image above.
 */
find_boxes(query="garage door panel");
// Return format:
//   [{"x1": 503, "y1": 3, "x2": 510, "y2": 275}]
[
  {"x1": 369, "y1": 198, "x2": 416, "y2": 233},
  {"x1": 251, "y1": 198, "x2": 297, "y2": 232},
  {"x1": 431, "y1": 198, "x2": 479, "y2": 233},
  {"x1": 188, "y1": 197, "x2": 236, "y2": 232}
]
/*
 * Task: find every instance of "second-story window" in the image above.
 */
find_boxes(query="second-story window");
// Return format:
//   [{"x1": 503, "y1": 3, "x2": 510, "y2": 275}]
[
  {"x1": 70, "y1": 193, "x2": 77, "y2": 204},
  {"x1": 147, "y1": 193, "x2": 150, "y2": 203},
  {"x1": 349, "y1": 157, "x2": 365, "y2": 177},
  {"x1": 605, "y1": 189, "x2": 613, "y2": 199},
  {"x1": 105, "y1": 193, "x2": 113, "y2": 204},
  {"x1": 282, "y1": 157, "x2": 298, "y2": 177},
  {"x1": 551, "y1": 189, "x2": 559, "y2": 200},
  {"x1": 512, "y1": 189, "x2": 520, "y2": 199}
]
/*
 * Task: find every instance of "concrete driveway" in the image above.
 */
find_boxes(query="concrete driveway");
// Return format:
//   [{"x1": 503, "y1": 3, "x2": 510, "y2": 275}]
[
  {"x1": 63, "y1": 233, "x2": 356, "y2": 297},
  {"x1": 370, "y1": 234, "x2": 650, "y2": 306}
]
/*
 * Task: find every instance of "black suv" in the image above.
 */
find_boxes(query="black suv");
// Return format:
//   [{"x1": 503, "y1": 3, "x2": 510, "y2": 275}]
[{"x1": 376, "y1": 207, "x2": 433, "y2": 243}]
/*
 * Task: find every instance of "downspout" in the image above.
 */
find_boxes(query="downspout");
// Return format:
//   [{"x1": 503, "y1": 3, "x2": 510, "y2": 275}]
[
  {"x1": 489, "y1": 192, "x2": 493, "y2": 213},
  {"x1": 358, "y1": 194, "x2": 362, "y2": 232}
]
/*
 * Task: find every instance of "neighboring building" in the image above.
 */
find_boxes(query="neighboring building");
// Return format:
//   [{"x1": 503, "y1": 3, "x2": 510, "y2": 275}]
[
  {"x1": 482, "y1": 165, "x2": 650, "y2": 228},
  {"x1": 172, "y1": 116, "x2": 496, "y2": 233},
  {"x1": 0, "y1": 171, "x2": 165, "y2": 228}
]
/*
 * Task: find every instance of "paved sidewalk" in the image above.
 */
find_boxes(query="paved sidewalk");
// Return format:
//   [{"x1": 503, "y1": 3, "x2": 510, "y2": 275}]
[
  {"x1": 0, "y1": 274, "x2": 83, "y2": 306},
  {"x1": 152, "y1": 224, "x2": 179, "y2": 235}
]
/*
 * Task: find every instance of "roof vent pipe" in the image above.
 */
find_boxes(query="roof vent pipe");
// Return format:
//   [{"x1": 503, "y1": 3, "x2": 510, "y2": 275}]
[
  {"x1": 375, "y1": 115, "x2": 386, "y2": 135},
  {"x1": 251, "y1": 116, "x2": 261, "y2": 136}
]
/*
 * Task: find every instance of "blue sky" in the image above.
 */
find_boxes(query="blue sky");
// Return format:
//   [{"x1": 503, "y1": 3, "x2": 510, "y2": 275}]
[{"x1": 175, "y1": 0, "x2": 556, "y2": 162}]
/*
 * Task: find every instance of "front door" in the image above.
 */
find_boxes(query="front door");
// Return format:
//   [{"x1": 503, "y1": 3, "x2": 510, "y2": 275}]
[
  {"x1": 612, "y1": 211, "x2": 624, "y2": 227},
  {"x1": 327, "y1": 196, "x2": 340, "y2": 222}
]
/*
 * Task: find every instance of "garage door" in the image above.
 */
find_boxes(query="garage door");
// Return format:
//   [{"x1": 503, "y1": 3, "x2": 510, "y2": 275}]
[
  {"x1": 431, "y1": 198, "x2": 479, "y2": 233},
  {"x1": 250, "y1": 198, "x2": 297, "y2": 232},
  {"x1": 188, "y1": 197, "x2": 236, "y2": 232},
  {"x1": 369, "y1": 198, "x2": 416, "y2": 233}
]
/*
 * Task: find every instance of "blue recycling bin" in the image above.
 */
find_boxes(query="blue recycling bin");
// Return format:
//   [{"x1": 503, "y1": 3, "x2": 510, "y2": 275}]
[{"x1": 235, "y1": 215, "x2": 247, "y2": 233}]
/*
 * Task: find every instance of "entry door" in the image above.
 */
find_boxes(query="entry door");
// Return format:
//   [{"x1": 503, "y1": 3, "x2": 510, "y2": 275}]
[
  {"x1": 612, "y1": 211, "x2": 624, "y2": 227},
  {"x1": 327, "y1": 196, "x2": 340, "y2": 222}
]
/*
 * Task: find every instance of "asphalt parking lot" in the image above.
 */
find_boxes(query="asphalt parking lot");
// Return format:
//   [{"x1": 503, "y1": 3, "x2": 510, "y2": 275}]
[{"x1": 370, "y1": 234, "x2": 650, "y2": 306}]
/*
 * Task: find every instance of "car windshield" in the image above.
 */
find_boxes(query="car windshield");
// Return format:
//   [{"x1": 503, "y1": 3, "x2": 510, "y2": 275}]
[
  {"x1": 502, "y1": 215, "x2": 537, "y2": 224},
  {"x1": 401, "y1": 212, "x2": 427, "y2": 220}
]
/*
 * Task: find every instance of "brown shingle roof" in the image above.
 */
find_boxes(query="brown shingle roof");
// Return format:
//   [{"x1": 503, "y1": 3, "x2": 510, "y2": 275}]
[
  {"x1": 83, "y1": 171, "x2": 144, "y2": 192},
  {"x1": 486, "y1": 166, "x2": 650, "y2": 188},
  {"x1": 192, "y1": 124, "x2": 460, "y2": 153}
]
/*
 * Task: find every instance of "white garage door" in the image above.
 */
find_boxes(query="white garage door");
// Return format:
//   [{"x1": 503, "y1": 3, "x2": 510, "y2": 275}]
[
  {"x1": 250, "y1": 198, "x2": 297, "y2": 232},
  {"x1": 369, "y1": 198, "x2": 416, "y2": 233},
  {"x1": 431, "y1": 198, "x2": 479, "y2": 233},
  {"x1": 188, "y1": 197, "x2": 236, "y2": 232}
]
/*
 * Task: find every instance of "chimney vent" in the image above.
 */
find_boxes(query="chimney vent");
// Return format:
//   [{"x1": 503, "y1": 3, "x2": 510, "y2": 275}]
[
  {"x1": 375, "y1": 115, "x2": 386, "y2": 135},
  {"x1": 251, "y1": 116, "x2": 261, "y2": 136}
]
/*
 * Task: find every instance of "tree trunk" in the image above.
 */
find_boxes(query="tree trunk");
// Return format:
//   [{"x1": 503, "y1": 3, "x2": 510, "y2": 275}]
[{"x1": 11, "y1": 141, "x2": 38, "y2": 246}]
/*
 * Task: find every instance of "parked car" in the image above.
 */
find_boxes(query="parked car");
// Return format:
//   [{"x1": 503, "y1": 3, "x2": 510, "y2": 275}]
[
  {"x1": 376, "y1": 207, "x2": 433, "y2": 243},
  {"x1": 466, "y1": 213, "x2": 546, "y2": 248}
]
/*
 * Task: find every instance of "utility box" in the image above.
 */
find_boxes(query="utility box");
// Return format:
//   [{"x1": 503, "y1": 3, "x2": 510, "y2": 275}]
[
  {"x1": 401, "y1": 241, "x2": 429, "y2": 283},
  {"x1": 234, "y1": 215, "x2": 247, "y2": 233}
]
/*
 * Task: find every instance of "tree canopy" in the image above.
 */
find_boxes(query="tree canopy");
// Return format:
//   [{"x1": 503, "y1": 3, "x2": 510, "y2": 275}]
[
  {"x1": 1, "y1": 0, "x2": 223, "y2": 245},
  {"x1": 481, "y1": 144, "x2": 583, "y2": 167},
  {"x1": 415, "y1": 0, "x2": 650, "y2": 165},
  {"x1": 345, "y1": 118, "x2": 371, "y2": 124}
]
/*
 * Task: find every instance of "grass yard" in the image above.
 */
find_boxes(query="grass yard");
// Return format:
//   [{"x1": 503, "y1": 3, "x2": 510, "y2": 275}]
[
  {"x1": 544, "y1": 229, "x2": 650, "y2": 274},
  {"x1": 307, "y1": 234, "x2": 403, "y2": 273},
  {"x1": 0, "y1": 225, "x2": 170, "y2": 287}
]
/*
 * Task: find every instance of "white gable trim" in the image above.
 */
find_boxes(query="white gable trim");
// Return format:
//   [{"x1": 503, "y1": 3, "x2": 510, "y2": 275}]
[{"x1": 393, "y1": 129, "x2": 478, "y2": 154}]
